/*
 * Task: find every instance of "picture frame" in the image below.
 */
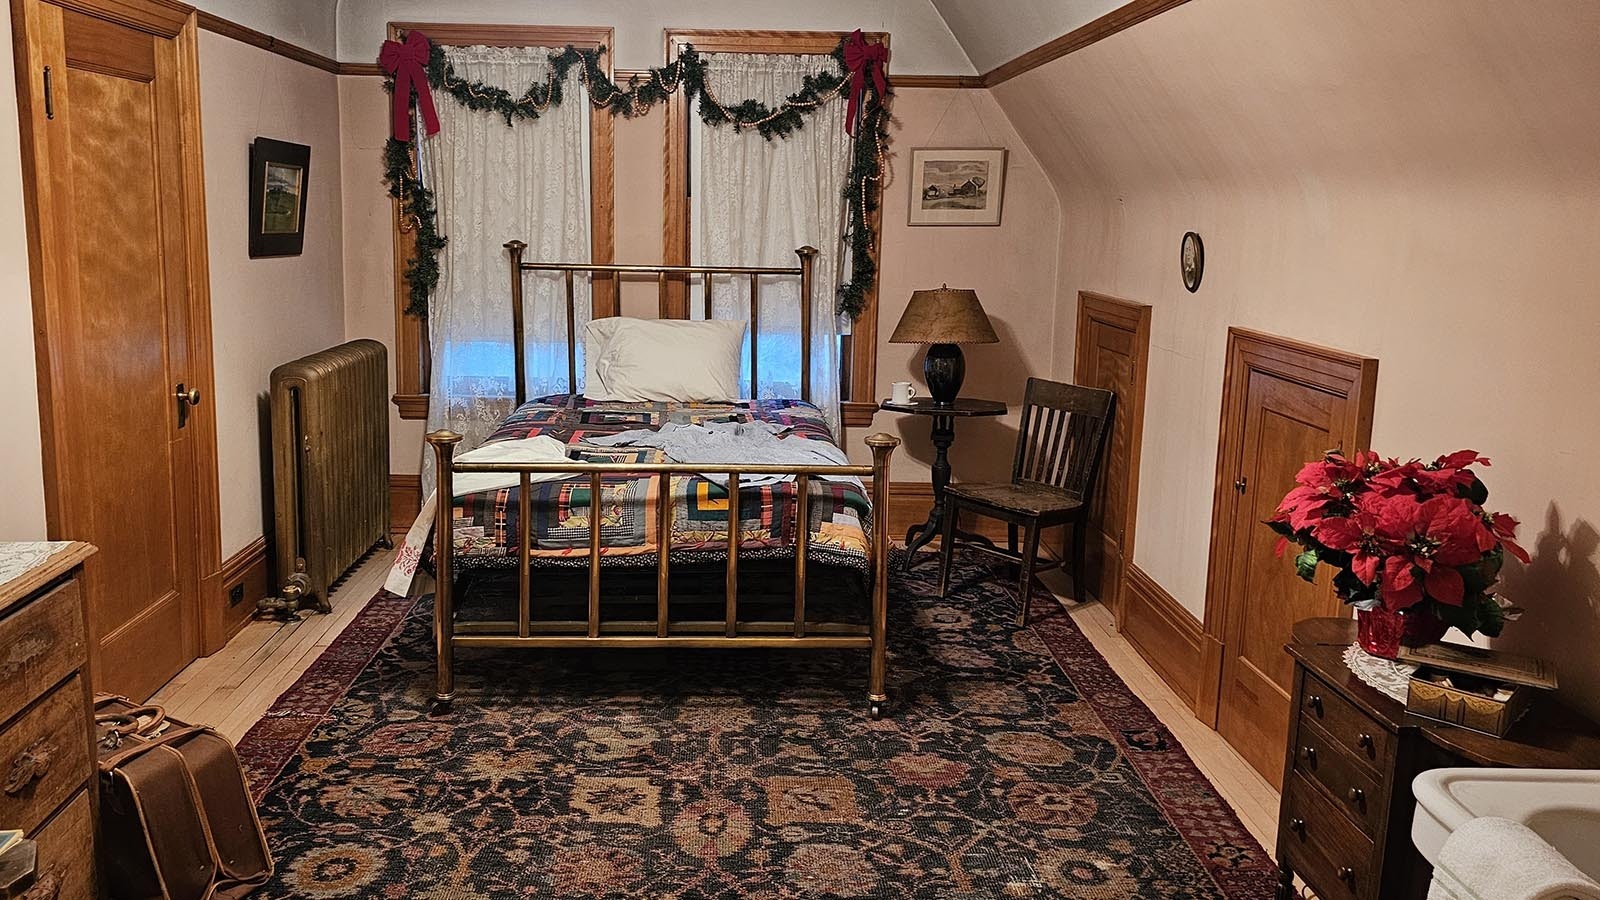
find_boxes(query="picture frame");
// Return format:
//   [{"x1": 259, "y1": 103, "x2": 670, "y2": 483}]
[
  {"x1": 249, "y1": 137, "x2": 310, "y2": 258},
  {"x1": 908, "y1": 147, "x2": 1007, "y2": 227},
  {"x1": 1181, "y1": 231, "x2": 1205, "y2": 292}
]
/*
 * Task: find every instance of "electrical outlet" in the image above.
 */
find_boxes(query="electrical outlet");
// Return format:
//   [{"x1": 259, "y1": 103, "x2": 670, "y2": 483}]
[{"x1": 228, "y1": 583, "x2": 245, "y2": 606}]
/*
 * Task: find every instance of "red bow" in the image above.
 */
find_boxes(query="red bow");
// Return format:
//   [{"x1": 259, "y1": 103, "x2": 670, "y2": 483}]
[
  {"x1": 843, "y1": 29, "x2": 888, "y2": 136},
  {"x1": 379, "y1": 30, "x2": 439, "y2": 142}
]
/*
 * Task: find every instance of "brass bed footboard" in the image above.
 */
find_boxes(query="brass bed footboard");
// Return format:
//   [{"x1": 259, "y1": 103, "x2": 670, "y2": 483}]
[{"x1": 426, "y1": 430, "x2": 900, "y2": 717}]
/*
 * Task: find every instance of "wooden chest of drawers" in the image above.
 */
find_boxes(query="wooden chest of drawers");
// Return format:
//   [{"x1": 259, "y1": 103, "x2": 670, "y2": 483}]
[
  {"x1": 1276, "y1": 618, "x2": 1600, "y2": 900},
  {"x1": 0, "y1": 543, "x2": 96, "y2": 900}
]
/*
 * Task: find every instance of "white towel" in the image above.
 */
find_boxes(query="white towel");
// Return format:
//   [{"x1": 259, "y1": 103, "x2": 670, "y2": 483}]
[
  {"x1": 1429, "y1": 816, "x2": 1600, "y2": 900},
  {"x1": 384, "y1": 437, "x2": 572, "y2": 596}
]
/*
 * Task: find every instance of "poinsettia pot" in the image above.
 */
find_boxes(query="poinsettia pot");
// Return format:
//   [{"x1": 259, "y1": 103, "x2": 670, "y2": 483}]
[{"x1": 1355, "y1": 605, "x2": 1449, "y2": 659}]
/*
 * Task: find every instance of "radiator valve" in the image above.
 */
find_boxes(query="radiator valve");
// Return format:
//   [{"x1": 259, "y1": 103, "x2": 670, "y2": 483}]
[{"x1": 256, "y1": 559, "x2": 323, "y2": 618}]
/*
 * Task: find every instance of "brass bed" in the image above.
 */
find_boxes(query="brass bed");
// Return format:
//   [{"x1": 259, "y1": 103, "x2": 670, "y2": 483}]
[{"x1": 424, "y1": 241, "x2": 900, "y2": 716}]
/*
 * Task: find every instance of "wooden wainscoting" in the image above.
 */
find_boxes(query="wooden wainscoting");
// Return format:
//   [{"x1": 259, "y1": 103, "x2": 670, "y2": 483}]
[
  {"x1": 218, "y1": 536, "x2": 270, "y2": 645},
  {"x1": 1120, "y1": 564, "x2": 1205, "y2": 711}
]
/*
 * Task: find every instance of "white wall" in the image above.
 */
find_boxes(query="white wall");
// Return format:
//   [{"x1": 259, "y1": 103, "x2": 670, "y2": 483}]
[
  {"x1": 927, "y1": 0, "x2": 1122, "y2": 72},
  {"x1": 200, "y1": 32, "x2": 347, "y2": 556},
  {"x1": 0, "y1": 9, "x2": 48, "y2": 540},
  {"x1": 334, "y1": 0, "x2": 974, "y2": 74},
  {"x1": 200, "y1": 0, "x2": 339, "y2": 58}
]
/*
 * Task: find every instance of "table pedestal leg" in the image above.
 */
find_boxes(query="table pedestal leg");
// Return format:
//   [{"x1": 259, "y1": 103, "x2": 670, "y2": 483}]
[{"x1": 902, "y1": 414, "x2": 991, "y2": 569}]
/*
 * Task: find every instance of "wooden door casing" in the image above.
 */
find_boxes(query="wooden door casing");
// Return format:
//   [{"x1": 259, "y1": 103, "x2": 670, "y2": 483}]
[
  {"x1": 1072, "y1": 292, "x2": 1151, "y2": 618},
  {"x1": 12, "y1": 0, "x2": 222, "y2": 698},
  {"x1": 1200, "y1": 329, "x2": 1377, "y2": 788}
]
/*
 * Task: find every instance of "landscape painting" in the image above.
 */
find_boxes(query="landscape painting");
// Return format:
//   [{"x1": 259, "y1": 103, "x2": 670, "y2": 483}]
[
  {"x1": 249, "y1": 137, "x2": 311, "y2": 257},
  {"x1": 908, "y1": 148, "x2": 1007, "y2": 226}
]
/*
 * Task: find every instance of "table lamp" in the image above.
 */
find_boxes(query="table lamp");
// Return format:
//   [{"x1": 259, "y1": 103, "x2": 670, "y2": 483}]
[{"x1": 888, "y1": 285, "x2": 999, "y2": 407}]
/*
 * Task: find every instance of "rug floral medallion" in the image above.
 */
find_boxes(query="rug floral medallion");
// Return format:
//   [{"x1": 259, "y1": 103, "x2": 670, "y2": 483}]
[{"x1": 237, "y1": 552, "x2": 1278, "y2": 898}]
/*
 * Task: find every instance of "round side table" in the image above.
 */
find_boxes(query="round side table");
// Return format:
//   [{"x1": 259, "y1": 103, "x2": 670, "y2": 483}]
[{"x1": 879, "y1": 396, "x2": 1007, "y2": 569}]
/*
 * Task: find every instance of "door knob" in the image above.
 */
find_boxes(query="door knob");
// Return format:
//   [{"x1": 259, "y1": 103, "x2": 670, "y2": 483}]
[{"x1": 176, "y1": 384, "x2": 201, "y2": 406}]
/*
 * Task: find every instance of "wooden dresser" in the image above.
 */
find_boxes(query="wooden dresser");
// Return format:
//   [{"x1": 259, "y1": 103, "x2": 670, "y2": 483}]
[
  {"x1": 1277, "y1": 618, "x2": 1600, "y2": 900},
  {"x1": 0, "y1": 543, "x2": 97, "y2": 900}
]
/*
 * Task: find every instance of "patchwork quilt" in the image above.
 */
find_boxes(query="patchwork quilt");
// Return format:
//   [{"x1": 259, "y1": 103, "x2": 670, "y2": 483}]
[{"x1": 450, "y1": 395, "x2": 873, "y2": 571}]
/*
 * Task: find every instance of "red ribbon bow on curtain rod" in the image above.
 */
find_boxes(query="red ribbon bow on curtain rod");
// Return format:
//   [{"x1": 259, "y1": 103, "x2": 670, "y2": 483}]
[
  {"x1": 843, "y1": 29, "x2": 888, "y2": 136},
  {"x1": 380, "y1": 30, "x2": 440, "y2": 142}
]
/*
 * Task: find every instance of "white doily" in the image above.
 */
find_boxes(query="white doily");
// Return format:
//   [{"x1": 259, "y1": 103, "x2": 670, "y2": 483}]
[{"x1": 1342, "y1": 642, "x2": 1417, "y2": 704}]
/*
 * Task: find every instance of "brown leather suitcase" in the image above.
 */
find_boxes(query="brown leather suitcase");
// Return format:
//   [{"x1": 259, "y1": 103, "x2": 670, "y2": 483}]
[{"x1": 93, "y1": 696, "x2": 272, "y2": 900}]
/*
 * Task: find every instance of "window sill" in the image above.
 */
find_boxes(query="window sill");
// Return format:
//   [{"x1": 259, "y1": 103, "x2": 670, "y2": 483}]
[{"x1": 393, "y1": 393, "x2": 429, "y2": 420}]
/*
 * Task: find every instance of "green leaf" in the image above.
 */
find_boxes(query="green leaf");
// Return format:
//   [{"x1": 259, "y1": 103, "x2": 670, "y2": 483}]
[{"x1": 1294, "y1": 549, "x2": 1320, "y2": 582}]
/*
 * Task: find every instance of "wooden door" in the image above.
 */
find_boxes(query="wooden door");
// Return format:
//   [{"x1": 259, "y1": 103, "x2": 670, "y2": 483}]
[
  {"x1": 13, "y1": 0, "x2": 220, "y2": 700},
  {"x1": 1072, "y1": 292, "x2": 1151, "y2": 617},
  {"x1": 1201, "y1": 329, "x2": 1376, "y2": 787}
]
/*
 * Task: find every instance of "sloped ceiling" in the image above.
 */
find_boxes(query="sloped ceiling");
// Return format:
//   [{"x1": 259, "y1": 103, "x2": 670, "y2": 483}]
[{"x1": 926, "y1": 0, "x2": 1125, "y2": 72}]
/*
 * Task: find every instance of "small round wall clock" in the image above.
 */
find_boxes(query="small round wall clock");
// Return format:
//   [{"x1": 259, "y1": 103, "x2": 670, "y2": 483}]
[{"x1": 1181, "y1": 231, "x2": 1204, "y2": 293}]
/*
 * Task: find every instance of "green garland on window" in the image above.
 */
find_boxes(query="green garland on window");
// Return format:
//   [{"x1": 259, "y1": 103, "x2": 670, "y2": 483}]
[{"x1": 383, "y1": 37, "x2": 889, "y2": 319}]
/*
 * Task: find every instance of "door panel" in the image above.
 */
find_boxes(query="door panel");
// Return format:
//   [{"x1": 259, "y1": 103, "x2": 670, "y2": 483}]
[
  {"x1": 1204, "y1": 330, "x2": 1377, "y2": 788},
  {"x1": 1073, "y1": 293, "x2": 1150, "y2": 615},
  {"x1": 18, "y1": 0, "x2": 206, "y2": 700}
]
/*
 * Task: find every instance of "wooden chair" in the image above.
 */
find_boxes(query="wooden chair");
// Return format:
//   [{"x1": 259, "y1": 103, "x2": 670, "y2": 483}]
[{"x1": 937, "y1": 378, "x2": 1115, "y2": 625}]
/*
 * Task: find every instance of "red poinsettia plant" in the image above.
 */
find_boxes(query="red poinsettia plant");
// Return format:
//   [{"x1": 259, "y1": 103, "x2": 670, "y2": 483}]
[{"x1": 1268, "y1": 450, "x2": 1530, "y2": 639}]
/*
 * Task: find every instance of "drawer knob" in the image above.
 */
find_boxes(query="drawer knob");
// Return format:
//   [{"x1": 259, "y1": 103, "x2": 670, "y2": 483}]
[
  {"x1": 1338, "y1": 865, "x2": 1356, "y2": 885},
  {"x1": 22, "y1": 867, "x2": 62, "y2": 900},
  {"x1": 3, "y1": 740, "x2": 54, "y2": 796},
  {"x1": 1356, "y1": 732, "x2": 1375, "y2": 752},
  {"x1": 1347, "y1": 787, "x2": 1365, "y2": 806},
  {"x1": 1306, "y1": 694, "x2": 1324, "y2": 714},
  {"x1": 1288, "y1": 817, "x2": 1306, "y2": 836},
  {"x1": 1301, "y1": 745, "x2": 1318, "y2": 766}
]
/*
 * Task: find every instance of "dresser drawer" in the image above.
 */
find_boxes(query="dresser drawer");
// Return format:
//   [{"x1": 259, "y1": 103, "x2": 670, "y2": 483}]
[
  {"x1": 0, "y1": 675, "x2": 90, "y2": 836},
  {"x1": 0, "y1": 579, "x2": 86, "y2": 727},
  {"x1": 27, "y1": 789, "x2": 95, "y2": 900},
  {"x1": 1291, "y1": 717, "x2": 1383, "y2": 837},
  {"x1": 1281, "y1": 771, "x2": 1377, "y2": 900},
  {"x1": 1300, "y1": 671, "x2": 1391, "y2": 774}
]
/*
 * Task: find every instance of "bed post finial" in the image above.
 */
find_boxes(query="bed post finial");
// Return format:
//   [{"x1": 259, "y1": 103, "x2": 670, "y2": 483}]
[
  {"x1": 864, "y1": 432, "x2": 898, "y2": 718},
  {"x1": 505, "y1": 241, "x2": 529, "y2": 407},
  {"x1": 796, "y1": 246, "x2": 818, "y2": 403},
  {"x1": 426, "y1": 429, "x2": 464, "y2": 702}
]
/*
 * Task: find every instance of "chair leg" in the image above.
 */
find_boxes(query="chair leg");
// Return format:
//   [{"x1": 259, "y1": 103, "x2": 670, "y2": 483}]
[
  {"x1": 1017, "y1": 520, "x2": 1041, "y2": 627},
  {"x1": 937, "y1": 500, "x2": 958, "y2": 598},
  {"x1": 1071, "y1": 518, "x2": 1089, "y2": 602},
  {"x1": 1007, "y1": 524, "x2": 1018, "y2": 555}
]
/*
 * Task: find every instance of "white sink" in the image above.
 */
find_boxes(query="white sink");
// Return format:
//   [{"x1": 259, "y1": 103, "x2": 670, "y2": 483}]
[{"x1": 1413, "y1": 768, "x2": 1600, "y2": 881}]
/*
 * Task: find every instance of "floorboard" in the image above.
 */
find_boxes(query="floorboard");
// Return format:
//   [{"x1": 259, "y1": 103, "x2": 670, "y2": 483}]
[{"x1": 151, "y1": 547, "x2": 1281, "y2": 856}]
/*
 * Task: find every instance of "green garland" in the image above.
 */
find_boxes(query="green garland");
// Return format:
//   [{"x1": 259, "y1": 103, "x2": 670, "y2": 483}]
[{"x1": 383, "y1": 37, "x2": 889, "y2": 319}]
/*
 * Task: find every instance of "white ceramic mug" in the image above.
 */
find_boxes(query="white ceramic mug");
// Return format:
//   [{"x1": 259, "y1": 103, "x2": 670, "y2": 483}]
[{"x1": 891, "y1": 381, "x2": 918, "y2": 405}]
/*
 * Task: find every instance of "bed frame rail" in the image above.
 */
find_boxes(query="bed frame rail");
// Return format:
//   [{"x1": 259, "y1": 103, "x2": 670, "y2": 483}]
[
  {"x1": 504, "y1": 240, "x2": 819, "y2": 405},
  {"x1": 426, "y1": 430, "x2": 899, "y2": 716}
]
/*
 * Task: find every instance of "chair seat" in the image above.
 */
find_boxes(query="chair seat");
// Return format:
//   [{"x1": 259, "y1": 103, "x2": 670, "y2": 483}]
[{"x1": 944, "y1": 481, "x2": 1085, "y2": 519}]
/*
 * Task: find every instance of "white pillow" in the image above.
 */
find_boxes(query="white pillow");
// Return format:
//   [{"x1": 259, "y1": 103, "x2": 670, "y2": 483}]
[
  {"x1": 581, "y1": 317, "x2": 627, "y2": 395},
  {"x1": 588, "y1": 318, "x2": 747, "y2": 403}
]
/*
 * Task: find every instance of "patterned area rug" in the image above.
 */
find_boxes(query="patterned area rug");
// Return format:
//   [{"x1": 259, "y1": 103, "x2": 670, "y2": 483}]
[{"x1": 236, "y1": 551, "x2": 1278, "y2": 898}]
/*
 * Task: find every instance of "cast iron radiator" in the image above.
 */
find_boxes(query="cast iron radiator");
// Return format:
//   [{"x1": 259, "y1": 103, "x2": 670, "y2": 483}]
[{"x1": 267, "y1": 339, "x2": 390, "y2": 613}]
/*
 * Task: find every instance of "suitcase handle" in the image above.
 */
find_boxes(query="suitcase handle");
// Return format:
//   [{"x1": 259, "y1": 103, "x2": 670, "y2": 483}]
[
  {"x1": 97, "y1": 725, "x2": 212, "y2": 771},
  {"x1": 94, "y1": 705, "x2": 167, "y2": 738}
]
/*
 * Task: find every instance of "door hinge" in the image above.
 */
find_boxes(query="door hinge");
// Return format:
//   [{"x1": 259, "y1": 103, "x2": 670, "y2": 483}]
[
  {"x1": 1234, "y1": 475, "x2": 1247, "y2": 494},
  {"x1": 43, "y1": 66, "x2": 54, "y2": 120}
]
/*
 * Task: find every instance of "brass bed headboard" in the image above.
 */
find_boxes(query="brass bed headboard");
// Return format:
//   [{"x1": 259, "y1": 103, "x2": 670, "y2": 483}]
[{"x1": 503, "y1": 240, "x2": 819, "y2": 406}]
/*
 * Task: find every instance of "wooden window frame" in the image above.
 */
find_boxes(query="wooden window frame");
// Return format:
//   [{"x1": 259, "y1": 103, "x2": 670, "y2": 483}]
[
  {"x1": 662, "y1": 29, "x2": 886, "y2": 427},
  {"x1": 390, "y1": 23, "x2": 617, "y2": 419}
]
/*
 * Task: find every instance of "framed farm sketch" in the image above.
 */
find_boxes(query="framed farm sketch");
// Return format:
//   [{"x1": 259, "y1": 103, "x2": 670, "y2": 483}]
[
  {"x1": 249, "y1": 137, "x2": 311, "y2": 257},
  {"x1": 908, "y1": 147, "x2": 1007, "y2": 226}
]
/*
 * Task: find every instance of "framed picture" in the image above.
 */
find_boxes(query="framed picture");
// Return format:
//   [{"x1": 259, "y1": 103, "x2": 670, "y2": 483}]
[
  {"x1": 1181, "y1": 231, "x2": 1205, "y2": 292},
  {"x1": 908, "y1": 147, "x2": 1007, "y2": 226},
  {"x1": 249, "y1": 137, "x2": 310, "y2": 257}
]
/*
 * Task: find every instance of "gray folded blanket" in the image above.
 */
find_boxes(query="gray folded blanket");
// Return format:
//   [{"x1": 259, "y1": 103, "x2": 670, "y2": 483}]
[{"x1": 584, "y1": 421, "x2": 860, "y2": 488}]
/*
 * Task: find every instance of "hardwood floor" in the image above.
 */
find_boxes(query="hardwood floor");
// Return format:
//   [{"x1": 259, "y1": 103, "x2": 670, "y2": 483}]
[{"x1": 151, "y1": 548, "x2": 1281, "y2": 853}]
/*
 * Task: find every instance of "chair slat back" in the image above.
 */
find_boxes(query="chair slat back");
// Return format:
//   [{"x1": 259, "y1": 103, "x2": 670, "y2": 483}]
[{"x1": 1011, "y1": 377, "x2": 1116, "y2": 501}]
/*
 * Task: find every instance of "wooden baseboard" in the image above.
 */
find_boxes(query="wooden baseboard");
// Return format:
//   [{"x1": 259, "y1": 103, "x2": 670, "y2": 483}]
[
  {"x1": 1121, "y1": 564, "x2": 1205, "y2": 710},
  {"x1": 390, "y1": 474, "x2": 422, "y2": 537},
  {"x1": 215, "y1": 536, "x2": 270, "y2": 651}
]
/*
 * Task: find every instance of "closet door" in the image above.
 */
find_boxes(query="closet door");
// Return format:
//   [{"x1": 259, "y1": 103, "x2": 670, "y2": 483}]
[{"x1": 14, "y1": 0, "x2": 218, "y2": 699}]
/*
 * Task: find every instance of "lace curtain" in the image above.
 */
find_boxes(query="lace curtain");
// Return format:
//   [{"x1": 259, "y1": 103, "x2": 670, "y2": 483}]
[
  {"x1": 692, "y1": 52, "x2": 851, "y2": 435},
  {"x1": 422, "y1": 45, "x2": 591, "y2": 491}
]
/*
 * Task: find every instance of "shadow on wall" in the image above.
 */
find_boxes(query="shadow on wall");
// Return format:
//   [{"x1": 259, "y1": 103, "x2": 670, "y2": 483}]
[
  {"x1": 1494, "y1": 503, "x2": 1600, "y2": 715},
  {"x1": 256, "y1": 392, "x2": 275, "y2": 548},
  {"x1": 886, "y1": 315, "x2": 1026, "y2": 483}
]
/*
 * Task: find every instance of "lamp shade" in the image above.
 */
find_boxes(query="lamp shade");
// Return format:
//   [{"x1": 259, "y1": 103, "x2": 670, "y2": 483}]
[{"x1": 888, "y1": 285, "x2": 999, "y2": 345}]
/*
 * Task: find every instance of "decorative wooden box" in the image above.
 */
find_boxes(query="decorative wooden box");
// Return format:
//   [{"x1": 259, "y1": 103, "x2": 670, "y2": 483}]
[{"x1": 1399, "y1": 642, "x2": 1557, "y2": 738}]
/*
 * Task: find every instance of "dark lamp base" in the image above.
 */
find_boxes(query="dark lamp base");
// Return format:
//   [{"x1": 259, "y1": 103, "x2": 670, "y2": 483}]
[{"x1": 924, "y1": 343, "x2": 965, "y2": 407}]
